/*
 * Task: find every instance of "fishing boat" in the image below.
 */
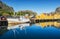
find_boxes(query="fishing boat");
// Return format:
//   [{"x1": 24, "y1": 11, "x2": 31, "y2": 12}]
[{"x1": 7, "y1": 16, "x2": 30, "y2": 24}]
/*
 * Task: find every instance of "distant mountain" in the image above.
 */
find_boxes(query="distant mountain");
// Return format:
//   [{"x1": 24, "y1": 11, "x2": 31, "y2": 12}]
[
  {"x1": 0, "y1": 1, "x2": 14, "y2": 12},
  {"x1": 55, "y1": 7, "x2": 60, "y2": 13}
]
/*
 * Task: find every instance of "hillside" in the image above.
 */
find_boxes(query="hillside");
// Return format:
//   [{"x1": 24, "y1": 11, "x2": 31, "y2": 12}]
[
  {"x1": 0, "y1": 1, "x2": 14, "y2": 12},
  {"x1": 0, "y1": 1, "x2": 14, "y2": 16}
]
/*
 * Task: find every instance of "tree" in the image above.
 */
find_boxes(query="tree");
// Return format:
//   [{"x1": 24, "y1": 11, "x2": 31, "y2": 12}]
[{"x1": 16, "y1": 10, "x2": 37, "y2": 16}]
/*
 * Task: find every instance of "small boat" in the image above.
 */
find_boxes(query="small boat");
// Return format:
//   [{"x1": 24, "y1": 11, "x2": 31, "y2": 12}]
[{"x1": 7, "y1": 16, "x2": 30, "y2": 23}]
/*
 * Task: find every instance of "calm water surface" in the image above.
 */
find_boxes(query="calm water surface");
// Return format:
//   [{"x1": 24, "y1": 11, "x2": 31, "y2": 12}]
[{"x1": 0, "y1": 23, "x2": 60, "y2": 39}]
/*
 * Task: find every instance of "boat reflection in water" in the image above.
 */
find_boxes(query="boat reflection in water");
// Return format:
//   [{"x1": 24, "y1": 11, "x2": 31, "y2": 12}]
[
  {"x1": 1, "y1": 21, "x2": 60, "y2": 35},
  {"x1": 36, "y1": 21, "x2": 60, "y2": 28},
  {"x1": 0, "y1": 22, "x2": 60, "y2": 39},
  {"x1": 0, "y1": 23, "x2": 30, "y2": 35},
  {"x1": 7, "y1": 23, "x2": 30, "y2": 30}
]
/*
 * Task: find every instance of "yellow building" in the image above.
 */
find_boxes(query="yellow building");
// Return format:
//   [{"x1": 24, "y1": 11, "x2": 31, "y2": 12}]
[
  {"x1": 54, "y1": 13, "x2": 60, "y2": 19},
  {"x1": 35, "y1": 13, "x2": 60, "y2": 28},
  {"x1": 35, "y1": 13, "x2": 46, "y2": 19},
  {"x1": 35, "y1": 13, "x2": 54, "y2": 20},
  {"x1": 45, "y1": 13, "x2": 54, "y2": 19},
  {"x1": 35, "y1": 13, "x2": 60, "y2": 20}
]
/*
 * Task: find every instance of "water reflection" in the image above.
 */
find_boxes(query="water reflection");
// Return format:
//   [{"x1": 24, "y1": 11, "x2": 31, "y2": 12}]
[
  {"x1": 0, "y1": 22, "x2": 60, "y2": 39},
  {"x1": 0, "y1": 23, "x2": 30, "y2": 35},
  {"x1": 0, "y1": 28, "x2": 8, "y2": 35},
  {"x1": 7, "y1": 23, "x2": 30, "y2": 37},
  {"x1": 0, "y1": 21, "x2": 60, "y2": 35},
  {"x1": 8, "y1": 23, "x2": 30, "y2": 30},
  {"x1": 36, "y1": 21, "x2": 60, "y2": 28}
]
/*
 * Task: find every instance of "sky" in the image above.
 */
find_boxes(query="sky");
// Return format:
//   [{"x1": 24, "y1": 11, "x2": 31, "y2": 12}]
[{"x1": 1, "y1": 0, "x2": 60, "y2": 14}]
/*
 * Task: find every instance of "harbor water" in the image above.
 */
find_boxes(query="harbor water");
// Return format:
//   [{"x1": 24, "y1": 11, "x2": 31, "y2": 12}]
[{"x1": 0, "y1": 22, "x2": 60, "y2": 39}]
